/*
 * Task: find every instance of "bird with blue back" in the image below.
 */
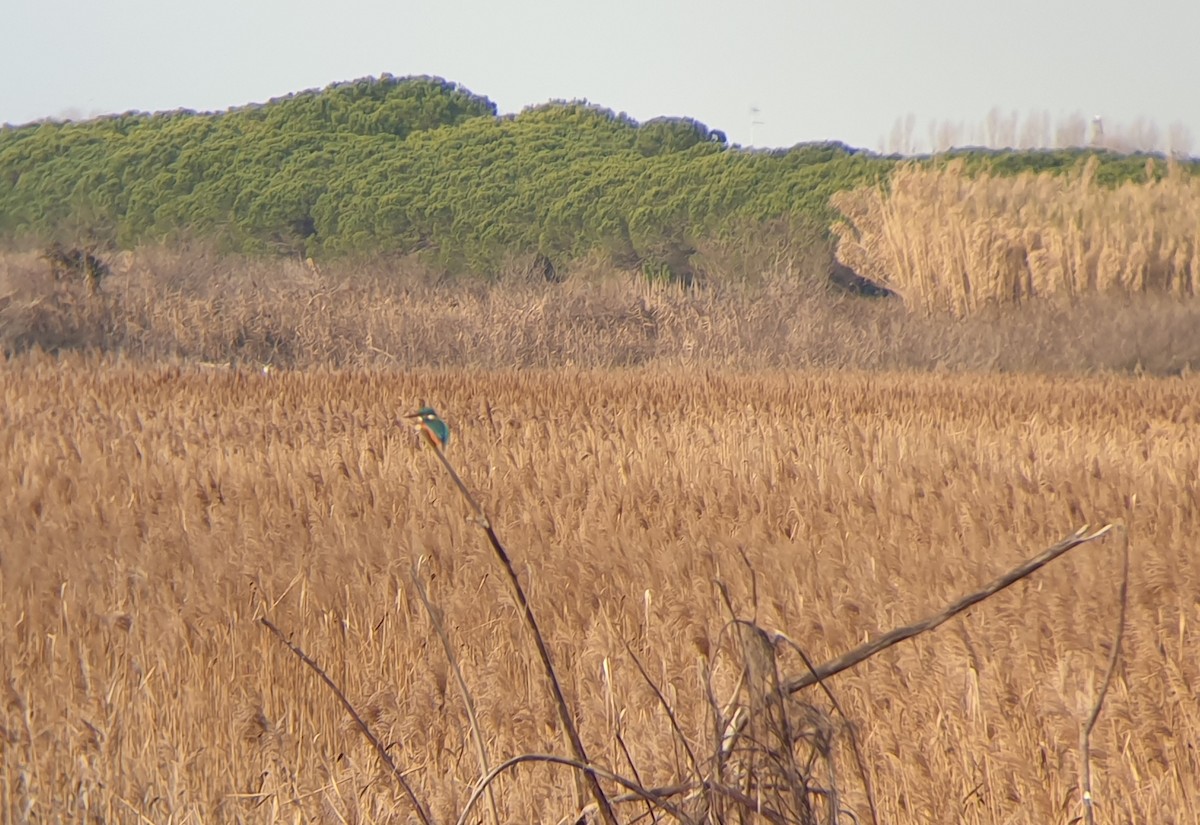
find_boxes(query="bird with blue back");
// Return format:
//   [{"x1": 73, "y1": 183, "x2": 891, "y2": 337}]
[{"x1": 407, "y1": 407, "x2": 450, "y2": 449}]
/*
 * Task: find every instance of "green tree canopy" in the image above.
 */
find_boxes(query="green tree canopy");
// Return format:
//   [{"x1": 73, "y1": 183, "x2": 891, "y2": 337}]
[{"x1": 2, "y1": 75, "x2": 1193, "y2": 273}]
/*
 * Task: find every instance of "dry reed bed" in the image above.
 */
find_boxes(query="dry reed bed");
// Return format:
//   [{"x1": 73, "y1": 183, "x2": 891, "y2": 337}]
[
  {"x1": 0, "y1": 247, "x2": 871, "y2": 370},
  {"x1": 2, "y1": 356, "x2": 1198, "y2": 822},
  {"x1": 833, "y1": 158, "x2": 1200, "y2": 314},
  {"x1": 5, "y1": 247, "x2": 1200, "y2": 376}
]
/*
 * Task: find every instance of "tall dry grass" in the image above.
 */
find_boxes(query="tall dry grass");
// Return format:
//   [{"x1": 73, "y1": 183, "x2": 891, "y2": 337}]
[
  {"x1": 832, "y1": 158, "x2": 1200, "y2": 315},
  {"x1": 3, "y1": 244, "x2": 1200, "y2": 374},
  {"x1": 2, "y1": 356, "x2": 1198, "y2": 822}
]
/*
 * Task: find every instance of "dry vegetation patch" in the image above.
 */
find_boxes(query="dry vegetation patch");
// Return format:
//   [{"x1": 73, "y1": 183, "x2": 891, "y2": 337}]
[
  {"x1": 4, "y1": 245, "x2": 1200, "y2": 375},
  {"x1": 833, "y1": 158, "x2": 1200, "y2": 315},
  {"x1": 2, "y1": 356, "x2": 1198, "y2": 822}
]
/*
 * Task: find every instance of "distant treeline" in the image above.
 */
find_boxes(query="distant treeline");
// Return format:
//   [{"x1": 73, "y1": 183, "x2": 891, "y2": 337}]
[{"x1": 1, "y1": 75, "x2": 1191, "y2": 275}]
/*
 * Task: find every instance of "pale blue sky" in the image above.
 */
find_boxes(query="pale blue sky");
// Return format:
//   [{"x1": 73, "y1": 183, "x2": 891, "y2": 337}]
[{"x1": 4, "y1": 0, "x2": 1198, "y2": 153}]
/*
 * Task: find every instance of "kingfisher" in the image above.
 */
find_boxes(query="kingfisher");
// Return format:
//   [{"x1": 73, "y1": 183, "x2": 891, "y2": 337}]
[{"x1": 406, "y1": 407, "x2": 450, "y2": 448}]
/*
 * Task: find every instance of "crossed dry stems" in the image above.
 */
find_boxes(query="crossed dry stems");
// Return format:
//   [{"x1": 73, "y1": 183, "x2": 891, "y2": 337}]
[{"x1": 261, "y1": 412, "x2": 1125, "y2": 824}]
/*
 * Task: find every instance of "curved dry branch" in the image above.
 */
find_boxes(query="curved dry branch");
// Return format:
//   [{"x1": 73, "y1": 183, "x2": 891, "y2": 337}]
[{"x1": 455, "y1": 753, "x2": 697, "y2": 825}]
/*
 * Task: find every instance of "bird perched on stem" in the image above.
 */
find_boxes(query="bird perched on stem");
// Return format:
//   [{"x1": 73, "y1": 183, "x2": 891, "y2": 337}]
[{"x1": 406, "y1": 407, "x2": 450, "y2": 449}]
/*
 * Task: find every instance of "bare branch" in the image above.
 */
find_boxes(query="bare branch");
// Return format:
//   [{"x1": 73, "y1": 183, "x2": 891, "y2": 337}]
[
  {"x1": 783, "y1": 524, "x2": 1113, "y2": 695},
  {"x1": 260, "y1": 617, "x2": 434, "y2": 825}
]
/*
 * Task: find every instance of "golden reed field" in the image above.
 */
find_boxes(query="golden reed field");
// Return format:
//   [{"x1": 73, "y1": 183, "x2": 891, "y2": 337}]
[
  {"x1": 3, "y1": 355, "x2": 1198, "y2": 823},
  {"x1": 833, "y1": 158, "x2": 1200, "y2": 315}
]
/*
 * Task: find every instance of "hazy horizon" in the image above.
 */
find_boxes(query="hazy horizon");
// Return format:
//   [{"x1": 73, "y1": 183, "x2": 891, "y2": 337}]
[{"x1": 3, "y1": 0, "x2": 1198, "y2": 155}]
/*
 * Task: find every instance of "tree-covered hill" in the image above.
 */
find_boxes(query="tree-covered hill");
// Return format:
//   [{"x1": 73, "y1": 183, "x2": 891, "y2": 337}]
[{"x1": 0, "y1": 74, "x2": 1190, "y2": 275}]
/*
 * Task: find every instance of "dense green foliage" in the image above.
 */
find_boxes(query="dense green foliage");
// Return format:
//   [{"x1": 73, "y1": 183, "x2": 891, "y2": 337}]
[{"x1": 2, "y1": 75, "x2": 1193, "y2": 274}]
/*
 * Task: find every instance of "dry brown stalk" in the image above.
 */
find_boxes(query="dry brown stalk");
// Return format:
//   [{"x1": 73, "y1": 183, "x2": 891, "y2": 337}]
[
  {"x1": 413, "y1": 423, "x2": 618, "y2": 825},
  {"x1": 259, "y1": 617, "x2": 433, "y2": 825},
  {"x1": 782, "y1": 524, "x2": 1114, "y2": 695},
  {"x1": 772, "y1": 632, "x2": 880, "y2": 825},
  {"x1": 624, "y1": 642, "x2": 703, "y2": 781},
  {"x1": 411, "y1": 557, "x2": 500, "y2": 825},
  {"x1": 1080, "y1": 520, "x2": 1132, "y2": 825}
]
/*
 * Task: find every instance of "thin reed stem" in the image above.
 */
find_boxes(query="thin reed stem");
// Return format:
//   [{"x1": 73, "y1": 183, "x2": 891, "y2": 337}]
[{"x1": 417, "y1": 428, "x2": 619, "y2": 825}]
